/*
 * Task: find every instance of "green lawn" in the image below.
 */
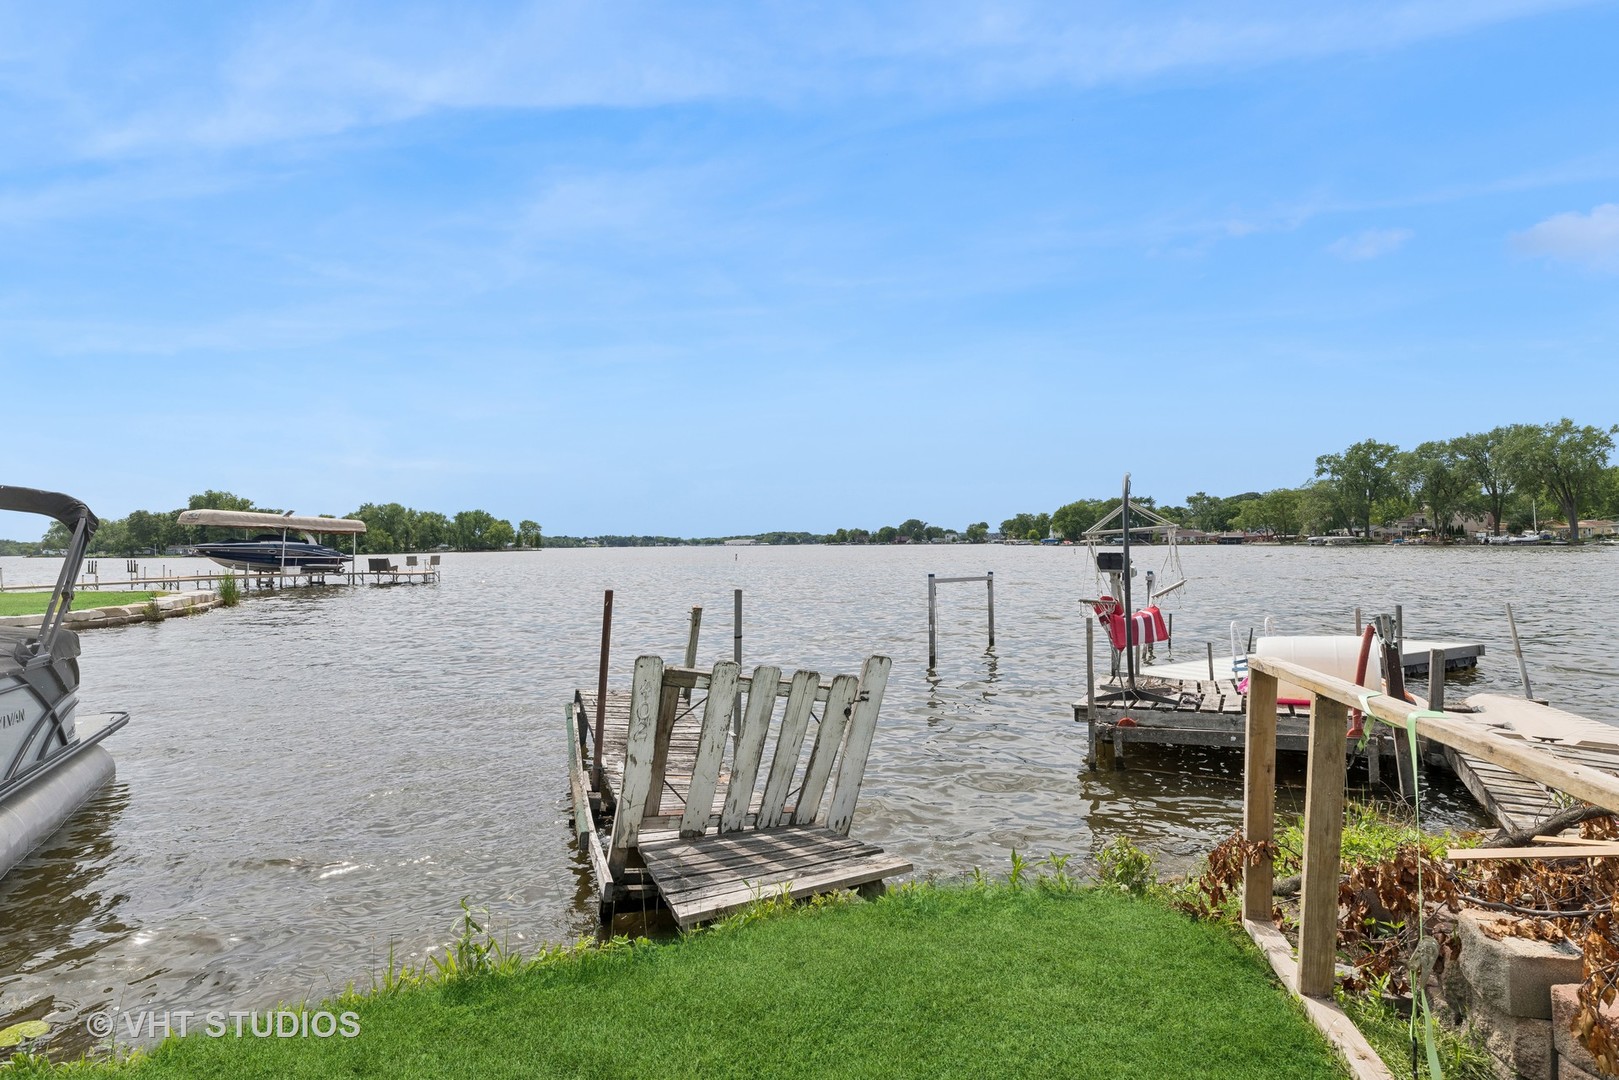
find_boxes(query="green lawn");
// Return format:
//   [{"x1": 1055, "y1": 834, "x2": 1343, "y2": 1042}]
[
  {"x1": 0, "y1": 592, "x2": 161, "y2": 617},
  {"x1": 42, "y1": 886, "x2": 1345, "y2": 1080}
]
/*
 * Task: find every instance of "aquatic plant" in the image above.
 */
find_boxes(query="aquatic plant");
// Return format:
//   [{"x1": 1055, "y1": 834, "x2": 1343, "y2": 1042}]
[
  {"x1": 1093, "y1": 836, "x2": 1156, "y2": 897},
  {"x1": 217, "y1": 573, "x2": 239, "y2": 607}
]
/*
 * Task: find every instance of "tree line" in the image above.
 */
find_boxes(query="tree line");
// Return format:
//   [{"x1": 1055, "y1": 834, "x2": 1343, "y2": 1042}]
[
  {"x1": 4, "y1": 419, "x2": 1611, "y2": 553},
  {"x1": 13, "y1": 491, "x2": 543, "y2": 556},
  {"x1": 832, "y1": 418, "x2": 1617, "y2": 544}
]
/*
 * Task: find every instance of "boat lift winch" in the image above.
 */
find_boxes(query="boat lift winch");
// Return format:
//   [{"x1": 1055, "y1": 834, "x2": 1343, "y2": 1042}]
[{"x1": 1084, "y1": 473, "x2": 1185, "y2": 706}]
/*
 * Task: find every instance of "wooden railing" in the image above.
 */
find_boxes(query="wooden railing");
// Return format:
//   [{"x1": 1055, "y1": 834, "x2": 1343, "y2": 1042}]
[{"x1": 1241, "y1": 655, "x2": 1619, "y2": 1077}]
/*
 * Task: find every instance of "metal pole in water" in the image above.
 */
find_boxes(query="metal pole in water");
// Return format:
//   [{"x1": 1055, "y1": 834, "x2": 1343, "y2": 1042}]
[
  {"x1": 1354, "y1": 607, "x2": 1361, "y2": 635},
  {"x1": 927, "y1": 573, "x2": 937, "y2": 669},
  {"x1": 1207, "y1": 640, "x2": 1215, "y2": 681},
  {"x1": 1506, "y1": 603, "x2": 1533, "y2": 700},
  {"x1": 594, "y1": 589, "x2": 613, "y2": 789},
  {"x1": 985, "y1": 571, "x2": 995, "y2": 650}
]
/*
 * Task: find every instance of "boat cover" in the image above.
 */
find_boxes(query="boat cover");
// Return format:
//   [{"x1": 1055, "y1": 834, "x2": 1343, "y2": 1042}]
[
  {"x1": 0, "y1": 486, "x2": 98, "y2": 532},
  {"x1": 0, "y1": 625, "x2": 81, "y2": 678}
]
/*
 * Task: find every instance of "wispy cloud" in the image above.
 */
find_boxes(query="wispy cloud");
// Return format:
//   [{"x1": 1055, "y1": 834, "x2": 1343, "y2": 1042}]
[
  {"x1": 1513, "y1": 203, "x2": 1619, "y2": 269},
  {"x1": 1327, "y1": 227, "x2": 1413, "y2": 261},
  {"x1": 10, "y1": 0, "x2": 1596, "y2": 160}
]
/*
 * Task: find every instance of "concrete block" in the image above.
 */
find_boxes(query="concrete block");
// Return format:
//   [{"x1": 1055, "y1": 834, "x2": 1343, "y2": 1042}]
[
  {"x1": 1464, "y1": 998, "x2": 1555, "y2": 1080},
  {"x1": 1552, "y1": 983, "x2": 1619, "y2": 1079},
  {"x1": 1459, "y1": 908, "x2": 1584, "y2": 1019}
]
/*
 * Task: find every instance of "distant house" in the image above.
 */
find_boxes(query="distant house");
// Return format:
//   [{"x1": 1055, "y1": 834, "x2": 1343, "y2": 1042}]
[
  {"x1": 723, "y1": 538, "x2": 758, "y2": 546},
  {"x1": 1546, "y1": 520, "x2": 1617, "y2": 540}
]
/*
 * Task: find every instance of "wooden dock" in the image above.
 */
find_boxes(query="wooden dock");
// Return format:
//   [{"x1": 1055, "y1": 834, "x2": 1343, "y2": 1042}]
[
  {"x1": 1443, "y1": 694, "x2": 1619, "y2": 833},
  {"x1": 567, "y1": 657, "x2": 909, "y2": 928}
]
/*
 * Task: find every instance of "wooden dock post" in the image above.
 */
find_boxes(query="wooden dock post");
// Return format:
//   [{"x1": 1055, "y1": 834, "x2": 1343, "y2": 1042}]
[
  {"x1": 1507, "y1": 603, "x2": 1534, "y2": 700},
  {"x1": 1242, "y1": 667, "x2": 1278, "y2": 921},
  {"x1": 593, "y1": 590, "x2": 613, "y2": 789},
  {"x1": 1427, "y1": 648, "x2": 1445, "y2": 711},
  {"x1": 1297, "y1": 693, "x2": 1349, "y2": 997},
  {"x1": 733, "y1": 589, "x2": 743, "y2": 739},
  {"x1": 682, "y1": 606, "x2": 702, "y2": 703}
]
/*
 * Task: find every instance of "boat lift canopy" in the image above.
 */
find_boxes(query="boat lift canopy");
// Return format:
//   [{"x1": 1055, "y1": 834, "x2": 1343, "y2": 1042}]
[{"x1": 177, "y1": 510, "x2": 367, "y2": 534}]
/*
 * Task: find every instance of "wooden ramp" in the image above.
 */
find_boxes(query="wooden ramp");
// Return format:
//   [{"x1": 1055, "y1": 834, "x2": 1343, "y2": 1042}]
[
  {"x1": 1446, "y1": 694, "x2": 1619, "y2": 833},
  {"x1": 569, "y1": 655, "x2": 910, "y2": 928}
]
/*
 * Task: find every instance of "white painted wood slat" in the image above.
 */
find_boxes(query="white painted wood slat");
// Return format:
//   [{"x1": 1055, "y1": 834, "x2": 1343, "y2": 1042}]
[
  {"x1": 607, "y1": 655, "x2": 664, "y2": 877},
  {"x1": 721, "y1": 665, "x2": 780, "y2": 833},
  {"x1": 793, "y1": 673, "x2": 858, "y2": 826},
  {"x1": 678, "y1": 660, "x2": 740, "y2": 838},
  {"x1": 826, "y1": 655, "x2": 891, "y2": 836},
  {"x1": 756, "y1": 669, "x2": 820, "y2": 829}
]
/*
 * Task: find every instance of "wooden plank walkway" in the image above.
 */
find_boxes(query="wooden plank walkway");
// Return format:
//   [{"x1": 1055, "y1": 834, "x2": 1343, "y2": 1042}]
[
  {"x1": 579, "y1": 689, "x2": 745, "y2": 825},
  {"x1": 1445, "y1": 694, "x2": 1619, "y2": 833}
]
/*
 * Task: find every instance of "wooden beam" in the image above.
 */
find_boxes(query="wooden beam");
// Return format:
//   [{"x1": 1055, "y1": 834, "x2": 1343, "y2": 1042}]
[
  {"x1": 606, "y1": 655, "x2": 663, "y2": 879},
  {"x1": 1297, "y1": 694, "x2": 1349, "y2": 998},
  {"x1": 678, "y1": 661, "x2": 739, "y2": 838},
  {"x1": 1249, "y1": 656, "x2": 1619, "y2": 815},
  {"x1": 1244, "y1": 920, "x2": 1395, "y2": 1080},
  {"x1": 1243, "y1": 669, "x2": 1278, "y2": 921},
  {"x1": 721, "y1": 666, "x2": 780, "y2": 833}
]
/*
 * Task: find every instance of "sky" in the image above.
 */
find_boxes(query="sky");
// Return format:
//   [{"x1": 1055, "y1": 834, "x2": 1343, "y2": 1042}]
[{"x1": 1, "y1": 1, "x2": 1617, "y2": 539}]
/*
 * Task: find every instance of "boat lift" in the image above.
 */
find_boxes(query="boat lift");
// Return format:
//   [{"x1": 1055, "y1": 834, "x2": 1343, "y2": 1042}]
[
  {"x1": 1085, "y1": 474, "x2": 1183, "y2": 706},
  {"x1": 176, "y1": 508, "x2": 368, "y2": 581}
]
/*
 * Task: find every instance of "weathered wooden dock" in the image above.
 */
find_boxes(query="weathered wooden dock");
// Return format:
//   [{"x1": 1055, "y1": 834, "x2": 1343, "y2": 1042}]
[
  {"x1": 567, "y1": 656, "x2": 910, "y2": 928},
  {"x1": 1443, "y1": 694, "x2": 1619, "y2": 833}
]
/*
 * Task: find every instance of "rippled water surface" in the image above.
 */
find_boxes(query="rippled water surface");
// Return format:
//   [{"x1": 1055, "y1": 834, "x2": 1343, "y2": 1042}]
[{"x1": 2, "y1": 543, "x2": 1615, "y2": 1049}]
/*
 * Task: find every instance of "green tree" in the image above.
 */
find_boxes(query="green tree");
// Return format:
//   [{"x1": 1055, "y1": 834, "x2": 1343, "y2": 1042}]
[
  {"x1": 876, "y1": 525, "x2": 898, "y2": 543},
  {"x1": 453, "y1": 510, "x2": 514, "y2": 550},
  {"x1": 1400, "y1": 440, "x2": 1475, "y2": 537},
  {"x1": 124, "y1": 509, "x2": 162, "y2": 554},
  {"x1": 1507, "y1": 419, "x2": 1617, "y2": 541},
  {"x1": 898, "y1": 518, "x2": 928, "y2": 542},
  {"x1": 1315, "y1": 439, "x2": 1401, "y2": 538},
  {"x1": 517, "y1": 520, "x2": 542, "y2": 548},
  {"x1": 964, "y1": 521, "x2": 989, "y2": 543},
  {"x1": 188, "y1": 490, "x2": 256, "y2": 512},
  {"x1": 1453, "y1": 425, "x2": 1529, "y2": 536},
  {"x1": 1185, "y1": 492, "x2": 1224, "y2": 532}
]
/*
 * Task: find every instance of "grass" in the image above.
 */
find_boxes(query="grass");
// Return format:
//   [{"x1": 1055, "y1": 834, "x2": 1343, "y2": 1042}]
[
  {"x1": 0, "y1": 592, "x2": 162, "y2": 618},
  {"x1": 12, "y1": 886, "x2": 1347, "y2": 1080}
]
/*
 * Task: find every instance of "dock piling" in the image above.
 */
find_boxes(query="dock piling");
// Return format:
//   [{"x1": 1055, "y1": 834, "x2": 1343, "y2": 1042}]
[
  {"x1": 1427, "y1": 648, "x2": 1445, "y2": 711},
  {"x1": 1506, "y1": 603, "x2": 1534, "y2": 700},
  {"x1": 594, "y1": 590, "x2": 613, "y2": 789},
  {"x1": 682, "y1": 606, "x2": 702, "y2": 703}
]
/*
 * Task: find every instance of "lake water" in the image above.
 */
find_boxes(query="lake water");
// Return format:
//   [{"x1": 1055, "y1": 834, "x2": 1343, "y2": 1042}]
[{"x1": 1, "y1": 542, "x2": 1615, "y2": 1052}]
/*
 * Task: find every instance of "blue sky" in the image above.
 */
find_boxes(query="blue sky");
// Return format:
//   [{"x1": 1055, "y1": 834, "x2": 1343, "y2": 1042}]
[{"x1": 2, "y1": 1, "x2": 1616, "y2": 538}]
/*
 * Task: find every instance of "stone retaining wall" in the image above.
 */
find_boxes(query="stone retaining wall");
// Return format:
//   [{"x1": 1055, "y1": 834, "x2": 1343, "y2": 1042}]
[{"x1": 0, "y1": 590, "x2": 221, "y2": 630}]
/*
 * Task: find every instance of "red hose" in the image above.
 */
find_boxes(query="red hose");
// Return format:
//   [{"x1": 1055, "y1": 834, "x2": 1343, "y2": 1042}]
[{"x1": 1348, "y1": 623, "x2": 1376, "y2": 739}]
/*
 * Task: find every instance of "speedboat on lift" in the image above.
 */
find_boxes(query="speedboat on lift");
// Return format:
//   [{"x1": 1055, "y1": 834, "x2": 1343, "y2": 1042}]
[{"x1": 178, "y1": 509, "x2": 367, "y2": 574}]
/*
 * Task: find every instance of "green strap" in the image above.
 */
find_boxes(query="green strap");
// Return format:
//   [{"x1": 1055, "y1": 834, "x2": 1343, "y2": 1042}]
[{"x1": 1399, "y1": 708, "x2": 1445, "y2": 1079}]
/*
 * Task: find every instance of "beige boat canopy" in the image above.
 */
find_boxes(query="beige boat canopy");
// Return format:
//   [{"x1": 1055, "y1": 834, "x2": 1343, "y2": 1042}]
[{"x1": 177, "y1": 509, "x2": 368, "y2": 534}]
